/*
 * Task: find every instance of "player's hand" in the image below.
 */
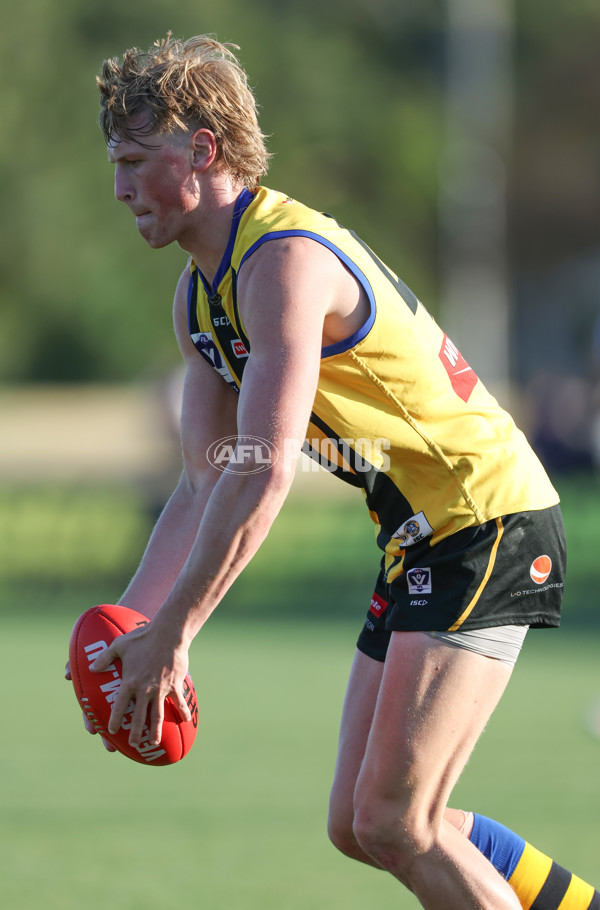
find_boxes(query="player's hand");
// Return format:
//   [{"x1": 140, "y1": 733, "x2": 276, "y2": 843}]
[
  {"x1": 65, "y1": 659, "x2": 117, "y2": 752},
  {"x1": 89, "y1": 619, "x2": 192, "y2": 747}
]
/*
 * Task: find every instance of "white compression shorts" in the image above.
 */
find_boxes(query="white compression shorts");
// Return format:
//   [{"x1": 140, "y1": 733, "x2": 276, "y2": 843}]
[{"x1": 425, "y1": 624, "x2": 529, "y2": 667}]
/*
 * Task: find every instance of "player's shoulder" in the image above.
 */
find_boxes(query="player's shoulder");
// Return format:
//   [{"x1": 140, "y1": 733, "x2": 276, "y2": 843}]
[
  {"x1": 237, "y1": 231, "x2": 346, "y2": 333},
  {"x1": 236, "y1": 185, "x2": 332, "y2": 254}
]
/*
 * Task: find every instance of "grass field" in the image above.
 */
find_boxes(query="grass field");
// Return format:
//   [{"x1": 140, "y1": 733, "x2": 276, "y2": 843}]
[
  {"x1": 1, "y1": 620, "x2": 599, "y2": 909},
  {"x1": 1, "y1": 474, "x2": 599, "y2": 908}
]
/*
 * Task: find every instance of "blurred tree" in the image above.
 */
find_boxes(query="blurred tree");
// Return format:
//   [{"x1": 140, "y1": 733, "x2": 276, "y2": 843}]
[
  {"x1": 0, "y1": 0, "x2": 599, "y2": 386},
  {"x1": 510, "y1": 2, "x2": 600, "y2": 267},
  {"x1": 0, "y1": 0, "x2": 445, "y2": 383}
]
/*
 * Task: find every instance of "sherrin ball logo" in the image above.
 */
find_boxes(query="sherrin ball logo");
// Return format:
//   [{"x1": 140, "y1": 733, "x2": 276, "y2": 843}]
[{"x1": 530, "y1": 555, "x2": 552, "y2": 585}]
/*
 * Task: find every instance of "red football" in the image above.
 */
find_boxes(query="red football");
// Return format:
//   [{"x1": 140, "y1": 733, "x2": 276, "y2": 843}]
[{"x1": 69, "y1": 604, "x2": 198, "y2": 766}]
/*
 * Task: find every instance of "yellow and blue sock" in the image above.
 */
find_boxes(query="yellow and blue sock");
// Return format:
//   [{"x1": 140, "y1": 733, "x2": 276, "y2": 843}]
[{"x1": 470, "y1": 814, "x2": 599, "y2": 909}]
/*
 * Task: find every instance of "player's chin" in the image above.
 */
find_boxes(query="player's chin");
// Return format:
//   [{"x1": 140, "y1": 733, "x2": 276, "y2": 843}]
[
  {"x1": 145, "y1": 236, "x2": 174, "y2": 250},
  {"x1": 137, "y1": 226, "x2": 172, "y2": 249}
]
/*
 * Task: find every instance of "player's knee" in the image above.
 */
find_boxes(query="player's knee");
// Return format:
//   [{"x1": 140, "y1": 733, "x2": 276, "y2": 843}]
[
  {"x1": 352, "y1": 799, "x2": 434, "y2": 879},
  {"x1": 327, "y1": 806, "x2": 362, "y2": 860},
  {"x1": 327, "y1": 820, "x2": 361, "y2": 859}
]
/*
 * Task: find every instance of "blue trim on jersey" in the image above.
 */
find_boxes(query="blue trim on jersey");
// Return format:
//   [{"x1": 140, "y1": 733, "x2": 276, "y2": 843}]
[
  {"x1": 195, "y1": 187, "x2": 255, "y2": 296},
  {"x1": 187, "y1": 268, "x2": 196, "y2": 334},
  {"x1": 238, "y1": 229, "x2": 376, "y2": 357},
  {"x1": 470, "y1": 814, "x2": 526, "y2": 881}
]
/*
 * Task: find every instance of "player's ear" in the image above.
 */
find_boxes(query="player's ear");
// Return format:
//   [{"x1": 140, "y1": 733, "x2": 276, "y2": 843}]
[{"x1": 190, "y1": 128, "x2": 218, "y2": 173}]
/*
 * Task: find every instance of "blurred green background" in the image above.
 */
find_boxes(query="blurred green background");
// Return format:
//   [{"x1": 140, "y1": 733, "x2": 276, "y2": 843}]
[{"x1": 2, "y1": 0, "x2": 600, "y2": 907}]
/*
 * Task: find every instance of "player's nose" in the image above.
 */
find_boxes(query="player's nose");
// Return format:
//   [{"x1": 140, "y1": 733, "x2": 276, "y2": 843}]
[{"x1": 114, "y1": 166, "x2": 133, "y2": 204}]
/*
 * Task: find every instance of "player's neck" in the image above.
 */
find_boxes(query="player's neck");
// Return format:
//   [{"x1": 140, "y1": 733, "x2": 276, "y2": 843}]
[{"x1": 179, "y1": 178, "x2": 245, "y2": 285}]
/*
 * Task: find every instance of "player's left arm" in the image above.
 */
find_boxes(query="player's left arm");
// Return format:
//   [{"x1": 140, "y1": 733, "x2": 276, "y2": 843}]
[
  {"x1": 92, "y1": 236, "x2": 335, "y2": 746},
  {"x1": 161, "y1": 234, "x2": 328, "y2": 630}
]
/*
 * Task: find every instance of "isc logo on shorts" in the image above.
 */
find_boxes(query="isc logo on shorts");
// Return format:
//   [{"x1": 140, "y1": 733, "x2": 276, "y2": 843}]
[{"x1": 406, "y1": 568, "x2": 432, "y2": 595}]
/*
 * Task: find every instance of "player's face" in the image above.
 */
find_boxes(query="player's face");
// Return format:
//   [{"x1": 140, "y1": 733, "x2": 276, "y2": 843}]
[{"x1": 108, "y1": 126, "x2": 199, "y2": 250}]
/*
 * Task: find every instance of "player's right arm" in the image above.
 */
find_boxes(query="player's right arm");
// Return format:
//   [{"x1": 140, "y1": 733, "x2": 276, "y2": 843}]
[
  {"x1": 64, "y1": 267, "x2": 238, "y2": 742},
  {"x1": 117, "y1": 266, "x2": 239, "y2": 618}
]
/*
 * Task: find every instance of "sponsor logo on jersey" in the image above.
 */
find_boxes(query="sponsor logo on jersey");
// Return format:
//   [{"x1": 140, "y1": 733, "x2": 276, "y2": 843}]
[
  {"x1": 511, "y1": 555, "x2": 562, "y2": 597},
  {"x1": 391, "y1": 511, "x2": 434, "y2": 547},
  {"x1": 369, "y1": 592, "x2": 388, "y2": 618},
  {"x1": 530, "y1": 555, "x2": 552, "y2": 584},
  {"x1": 231, "y1": 339, "x2": 249, "y2": 358},
  {"x1": 406, "y1": 567, "x2": 432, "y2": 595},
  {"x1": 439, "y1": 334, "x2": 478, "y2": 403}
]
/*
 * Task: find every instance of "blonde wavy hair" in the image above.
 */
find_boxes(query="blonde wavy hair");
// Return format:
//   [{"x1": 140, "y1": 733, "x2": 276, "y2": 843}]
[{"x1": 97, "y1": 34, "x2": 270, "y2": 187}]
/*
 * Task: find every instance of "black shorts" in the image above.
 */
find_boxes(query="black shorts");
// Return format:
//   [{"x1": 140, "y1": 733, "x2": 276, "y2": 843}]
[{"x1": 357, "y1": 504, "x2": 566, "y2": 662}]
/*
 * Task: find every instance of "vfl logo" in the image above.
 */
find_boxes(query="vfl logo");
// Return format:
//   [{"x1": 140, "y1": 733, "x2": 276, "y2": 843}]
[
  {"x1": 530, "y1": 555, "x2": 552, "y2": 585},
  {"x1": 439, "y1": 335, "x2": 478, "y2": 403},
  {"x1": 191, "y1": 331, "x2": 238, "y2": 390},
  {"x1": 406, "y1": 567, "x2": 432, "y2": 595}
]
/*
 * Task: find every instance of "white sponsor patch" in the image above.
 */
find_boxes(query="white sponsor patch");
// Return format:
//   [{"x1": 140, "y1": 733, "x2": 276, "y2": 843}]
[{"x1": 391, "y1": 511, "x2": 434, "y2": 547}]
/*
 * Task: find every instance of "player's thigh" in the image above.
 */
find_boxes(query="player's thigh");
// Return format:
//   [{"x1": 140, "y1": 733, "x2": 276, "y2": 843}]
[
  {"x1": 354, "y1": 630, "x2": 513, "y2": 833},
  {"x1": 328, "y1": 648, "x2": 384, "y2": 838}
]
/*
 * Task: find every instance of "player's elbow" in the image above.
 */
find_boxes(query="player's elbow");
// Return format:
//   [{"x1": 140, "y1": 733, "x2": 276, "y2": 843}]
[
  {"x1": 217, "y1": 436, "x2": 295, "y2": 492},
  {"x1": 179, "y1": 462, "x2": 220, "y2": 499}
]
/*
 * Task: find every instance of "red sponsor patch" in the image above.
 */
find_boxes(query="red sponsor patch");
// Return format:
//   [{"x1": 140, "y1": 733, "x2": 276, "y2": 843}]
[
  {"x1": 439, "y1": 334, "x2": 478, "y2": 403},
  {"x1": 232, "y1": 339, "x2": 249, "y2": 358},
  {"x1": 530, "y1": 555, "x2": 552, "y2": 585},
  {"x1": 369, "y1": 593, "x2": 388, "y2": 617}
]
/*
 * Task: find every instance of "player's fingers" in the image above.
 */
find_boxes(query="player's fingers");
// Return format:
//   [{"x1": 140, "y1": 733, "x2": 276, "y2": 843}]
[
  {"x1": 171, "y1": 686, "x2": 192, "y2": 724},
  {"x1": 107, "y1": 683, "x2": 134, "y2": 736},
  {"x1": 65, "y1": 660, "x2": 72, "y2": 680},
  {"x1": 120, "y1": 689, "x2": 153, "y2": 747},
  {"x1": 90, "y1": 641, "x2": 118, "y2": 673},
  {"x1": 148, "y1": 696, "x2": 165, "y2": 747},
  {"x1": 82, "y1": 711, "x2": 117, "y2": 752}
]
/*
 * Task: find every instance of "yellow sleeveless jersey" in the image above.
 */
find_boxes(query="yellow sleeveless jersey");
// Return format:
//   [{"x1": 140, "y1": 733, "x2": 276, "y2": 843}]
[{"x1": 188, "y1": 186, "x2": 558, "y2": 561}]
